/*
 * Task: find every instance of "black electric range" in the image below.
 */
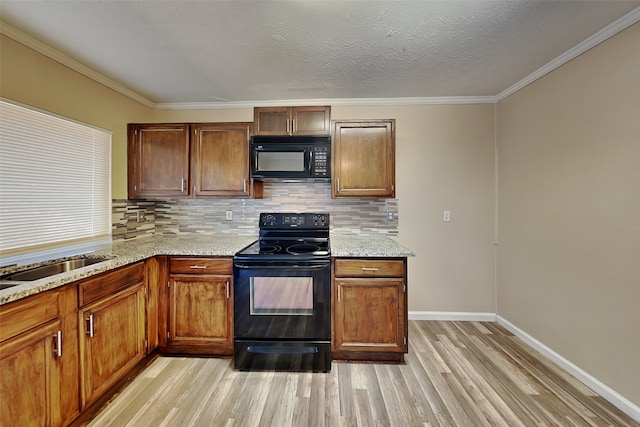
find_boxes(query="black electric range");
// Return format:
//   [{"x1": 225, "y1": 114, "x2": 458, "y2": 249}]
[{"x1": 233, "y1": 213, "x2": 332, "y2": 372}]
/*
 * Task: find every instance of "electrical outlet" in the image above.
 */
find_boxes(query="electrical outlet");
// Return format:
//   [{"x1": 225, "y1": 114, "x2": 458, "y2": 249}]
[
  {"x1": 225, "y1": 210, "x2": 233, "y2": 221},
  {"x1": 136, "y1": 211, "x2": 146, "y2": 222},
  {"x1": 386, "y1": 211, "x2": 393, "y2": 220},
  {"x1": 443, "y1": 210, "x2": 451, "y2": 222}
]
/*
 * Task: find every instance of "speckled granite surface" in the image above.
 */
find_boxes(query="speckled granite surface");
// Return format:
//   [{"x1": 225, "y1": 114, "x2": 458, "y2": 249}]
[
  {"x1": 0, "y1": 234, "x2": 413, "y2": 305},
  {"x1": 330, "y1": 235, "x2": 415, "y2": 258}
]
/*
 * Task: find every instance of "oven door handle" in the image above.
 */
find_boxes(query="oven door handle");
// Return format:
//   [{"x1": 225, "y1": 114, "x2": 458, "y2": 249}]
[{"x1": 234, "y1": 262, "x2": 329, "y2": 270}]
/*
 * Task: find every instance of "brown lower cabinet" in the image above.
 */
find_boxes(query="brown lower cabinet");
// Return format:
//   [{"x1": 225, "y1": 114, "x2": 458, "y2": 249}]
[
  {"x1": 332, "y1": 258, "x2": 408, "y2": 362},
  {"x1": 0, "y1": 286, "x2": 79, "y2": 427},
  {"x1": 77, "y1": 262, "x2": 147, "y2": 408},
  {"x1": 163, "y1": 257, "x2": 233, "y2": 355}
]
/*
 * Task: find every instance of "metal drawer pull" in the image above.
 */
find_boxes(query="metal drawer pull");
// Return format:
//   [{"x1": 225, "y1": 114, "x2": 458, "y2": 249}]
[
  {"x1": 53, "y1": 331, "x2": 62, "y2": 357},
  {"x1": 189, "y1": 265, "x2": 208, "y2": 269},
  {"x1": 86, "y1": 314, "x2": 94, "y2": 337},
  {"x1": 361, "y1": 267, "x2": 379, "y2": 271}
]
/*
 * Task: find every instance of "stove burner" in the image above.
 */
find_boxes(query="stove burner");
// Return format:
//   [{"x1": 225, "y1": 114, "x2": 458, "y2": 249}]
[
  {"x1": 286, "y1": 243, "x2": 321, "y2": 255},
  {"x1": 259, "y1": 245, "x2": 281, "y2": 254}
]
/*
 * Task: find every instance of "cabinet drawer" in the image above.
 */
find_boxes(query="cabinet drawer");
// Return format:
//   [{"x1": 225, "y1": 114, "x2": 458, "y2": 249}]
[
  {"x1": 169, "y1": 257, "x2": 232, "y2": 275},
  {"x1": 79, "y1": 262, "x2": 145, "y2": 307},
  {"x1": 334, "y1": 259, "x2": 405, "y2": 278},
  {"x1": 0, "y1": 289, "x2": 60, "y2": 342}
]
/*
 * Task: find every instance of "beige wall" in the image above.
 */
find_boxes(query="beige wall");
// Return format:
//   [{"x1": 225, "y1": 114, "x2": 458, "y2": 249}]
[
  {"x1": 496, "y1": 22, "x2": 640, "y2": 405},
  {"x1": 0, "y1": 34, "x2": 153, "y2": 197},
  {"x1": 331, "y1": 105, "x2": 496, "y2": 313}
]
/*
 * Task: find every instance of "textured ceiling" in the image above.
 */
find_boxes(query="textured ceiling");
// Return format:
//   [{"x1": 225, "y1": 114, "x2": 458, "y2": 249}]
[{"x1": 1, "y1": 1, "x2": 639, "y2": 106}]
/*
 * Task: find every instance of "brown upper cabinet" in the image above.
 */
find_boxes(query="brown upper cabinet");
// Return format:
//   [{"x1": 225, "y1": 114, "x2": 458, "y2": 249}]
[
  {"x1": 332, "y1": 119, "x2": 396, "y2": 198},
  {"x1": 191, "y1": 123, "x2": 254, "y2": 197},
  {"x1": 253, "y1": 106, "x2": 331, "y2": 135},
  {"x1": 128, "y1": 123, "x2": 261, "y2": 199},
  {"x1": 128, "y1": 123, "x2": 190, "y2": 199}
]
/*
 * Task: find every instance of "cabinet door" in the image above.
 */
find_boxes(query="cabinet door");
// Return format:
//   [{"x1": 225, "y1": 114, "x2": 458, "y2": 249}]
[
  {"x1": 79, "y1": 283, "x2": 146, "y2": 407},
  {"x1": 0, "y1": 320, "x2": 62, "y2": 427},
  {"x1": 191, "y1": 123, "x2": 251, "y2": 197},
  {"x1": 128, "y1": 123, "x2": 190, "y2": 199},
  {"x1": 167, "y1": 274, "x2": 233, "y2": 355},
  {"x1": 253, "y1": 106, "x2": 331, "y2": 135},
  {"x1": 333, "y1": 278, "x2": 406, "y2": 353},
  {"x1": 291, "y1": 106, "x2": 331, "y2": 135},
  {"x1": 332, "y1": 120, "x2": 395, "y2": 198},
  {"x1": 253, "y1": 107, "x2": 291, "y2": 135}
]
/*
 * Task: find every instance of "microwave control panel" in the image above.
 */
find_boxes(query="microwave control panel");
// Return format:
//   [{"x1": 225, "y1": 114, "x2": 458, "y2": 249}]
[{"x1": 312, "y1": 146, "x2": 330, "y2": 177}]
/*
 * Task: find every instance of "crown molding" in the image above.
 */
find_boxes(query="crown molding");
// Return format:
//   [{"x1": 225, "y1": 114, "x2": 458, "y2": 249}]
[
  {"x1": 496, "y1": 6, "x2": 640, "y2": 101},
  {"x1": 0, "y1": 21, "x2": 156, "y2": 109},
  {"x1": 155, "y1": 96, "x2": 497, "y2": 110},
  {"x1": 4, "y1": 6, "x2": 639, "y2": 110}
]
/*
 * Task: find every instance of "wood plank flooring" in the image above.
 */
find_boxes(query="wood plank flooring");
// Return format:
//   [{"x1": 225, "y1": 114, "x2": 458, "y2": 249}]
[{"x1": 87, "y1": 321, "x2": 639, "y2": 426}]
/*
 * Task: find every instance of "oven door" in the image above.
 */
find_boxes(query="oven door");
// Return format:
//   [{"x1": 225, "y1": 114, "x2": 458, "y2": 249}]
[{"x1": 233, "y1": 259, "x2": 331, "y2": 341}]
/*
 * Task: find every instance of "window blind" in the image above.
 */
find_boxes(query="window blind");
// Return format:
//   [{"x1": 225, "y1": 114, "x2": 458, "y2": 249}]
[{"x1": 0, "y1": 99, "x2": 112, "y2": 258}]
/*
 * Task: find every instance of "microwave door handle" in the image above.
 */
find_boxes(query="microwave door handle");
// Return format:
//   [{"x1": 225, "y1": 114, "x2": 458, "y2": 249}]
[{"x1": 309, "y1": 150, "x2": 313, "y2": 173}]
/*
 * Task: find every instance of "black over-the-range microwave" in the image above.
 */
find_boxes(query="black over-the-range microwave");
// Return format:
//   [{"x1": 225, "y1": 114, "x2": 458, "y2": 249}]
[{"x1": 250, "y1": 135, "x2": 331, "y2": 181}]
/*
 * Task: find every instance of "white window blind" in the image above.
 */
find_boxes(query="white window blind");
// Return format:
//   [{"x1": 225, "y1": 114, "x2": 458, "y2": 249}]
[{"x1": 0, "y1": 99, "x2": 112, "y2": 259}]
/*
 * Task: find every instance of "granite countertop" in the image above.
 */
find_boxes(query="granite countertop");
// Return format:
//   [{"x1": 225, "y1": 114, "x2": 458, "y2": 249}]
[
  {"x1": 0, "y1": 233, "x2": 413, "y2": 305},
  {"x1": 330, "y1": 234, "x2": 415, "y2": 258}
]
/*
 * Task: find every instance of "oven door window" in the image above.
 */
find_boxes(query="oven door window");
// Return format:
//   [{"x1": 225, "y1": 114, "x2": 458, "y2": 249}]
[{"x1": 250, "y1": 276, "x2": 313, "y2": 315}]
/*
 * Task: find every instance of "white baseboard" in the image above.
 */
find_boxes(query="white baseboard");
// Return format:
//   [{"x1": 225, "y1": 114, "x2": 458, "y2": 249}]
[
  {"x1": 408, "y1": 311, "x2": 497, "y2": 322},
  {"x1": 496, "y1": 315, "x2": 640, "y2": 424}
]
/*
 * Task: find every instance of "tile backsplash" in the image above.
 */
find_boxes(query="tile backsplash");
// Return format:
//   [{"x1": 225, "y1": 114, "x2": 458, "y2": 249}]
[{"x1": 112, "y1": 182, "x2": 398, "y2": 240}]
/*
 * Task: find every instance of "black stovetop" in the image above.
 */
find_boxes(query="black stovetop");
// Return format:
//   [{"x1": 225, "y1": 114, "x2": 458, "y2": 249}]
[
  {"x1": 235, "y1": 213, "x2": 330, "y2": 261},
  {"x1": 237, "y1": 238, "x2": 329, "y2": 257}
]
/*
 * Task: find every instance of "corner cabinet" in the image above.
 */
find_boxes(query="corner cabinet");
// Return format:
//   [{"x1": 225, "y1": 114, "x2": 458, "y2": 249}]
[
  {"x1": 164, "y1": 257, "x2": 234, "y2": 355},
  {"x1": 78, "y1": 263, "x2": 146, "y2": 408},
  {"x1": 128, "y1": 123, "x2": 191, "y2": 199},
  {"x1": 0, "y1": 286, "x2": 79, "y2": 427},
  {"x1": 128, "y1": 123, "x2": 261, "y2": 199},
  {"x1": 332, "y1": 258, "x2": 408, "y2": 362},
  {"x1": 332, "y1": 120, "x2": 396, "y2": 198},
  {"x1": 253, "y1": 106, "x2": 331, "y2": 135}
]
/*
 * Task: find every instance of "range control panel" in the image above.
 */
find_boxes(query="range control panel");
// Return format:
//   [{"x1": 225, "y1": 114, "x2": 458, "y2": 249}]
[{"x1": 260, "y1": 213, "x2": 330, "y2": 229}]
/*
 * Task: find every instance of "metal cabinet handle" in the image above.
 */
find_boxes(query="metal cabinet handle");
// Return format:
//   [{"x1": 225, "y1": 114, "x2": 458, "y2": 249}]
[
  {"x1": 286, "y1": 119, "x2": 291, "y2": 134},
  {"x1": 243, "y1": 179, "x2": 247, "y2": 193},
  {"x1": 86, "y1": 314, "x2": 94, "y2": 337},
  {"x1": 337, "y1": 285, "x2": 341, "y2": 302},
  {"x1": 226, "y1": 281, "x2": 230, "y2": 299},
  {"x1": 53, "y1": 331, "x2": 62, "y2": 357},
  {"x1": 361, "y1": 267, "x2": 379, "y2": 271},
  {"x1": 181, "y1": 178, "x2": 186, "y2": 192},
  {"x1": 189, "y1": 265, "x2": 208, "y2": 269}
]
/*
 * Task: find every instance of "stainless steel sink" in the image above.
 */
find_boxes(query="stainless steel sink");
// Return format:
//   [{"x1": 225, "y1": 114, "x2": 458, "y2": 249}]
[{"x1": 0, "y1": 256, "x2": 112, "y2": 282}]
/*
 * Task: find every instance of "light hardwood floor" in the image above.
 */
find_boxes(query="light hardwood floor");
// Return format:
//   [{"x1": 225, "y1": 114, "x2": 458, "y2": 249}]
[{"x1": 87, "y1": 321, "x2": 638, "y2": 426}]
